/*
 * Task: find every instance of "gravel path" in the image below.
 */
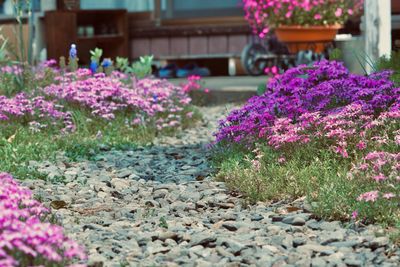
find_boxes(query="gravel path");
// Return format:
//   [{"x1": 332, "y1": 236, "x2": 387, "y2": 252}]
[{"x1": 24, "y1": 105, "x2": 399, "y2": 267}]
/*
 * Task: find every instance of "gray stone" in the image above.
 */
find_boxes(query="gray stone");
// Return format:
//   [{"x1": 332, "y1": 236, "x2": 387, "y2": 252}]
[
  {"x1": 282, "y1": 216, "x2": 306, "y2": 226},
  {"x1": 344, "y1": 258, "x2": 363, "y2": 267},
  {"x1": 311, "y1": 258, "x2": 327, "y2": 267},
  {"x1": 190, "y1": 235, "x2": 217, "y2": 247},
  {"x1": 217, "y1": 238, "x2": 246, "y2": 254},
  {"x1": 319, "y1": 221, "x2": 342, "y2": 231},
  {"x1": 116, "y1": 169, "x2": 132, "y2": 178},
  {"x1": 369, "y1": 237, "x2": 389, "y2": 249},
  {"x1": 297, "y1": 244, "x2": 336, "y2": 254},
  {"x1": 329, "y1": 240, "x2": 360, "y2": 248},
  {"x1": 293, "y1": 237, "x2": 307, "y2": 247}
]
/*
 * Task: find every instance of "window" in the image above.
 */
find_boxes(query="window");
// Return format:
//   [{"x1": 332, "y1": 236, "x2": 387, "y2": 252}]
[
  {"x1": 162, "y1": 0, "x2": 243, "y2": 19},
  {"x1": 80, "y1": 0, "x2": 154, "y2": 12}
]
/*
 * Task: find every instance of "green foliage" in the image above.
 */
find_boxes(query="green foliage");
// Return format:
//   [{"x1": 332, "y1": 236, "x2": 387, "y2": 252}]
[
  {"x1": 375, "y1": 51, "x2": 400, "y2": 85},
  {"x1": 0, "y1": 28, "x2": 9, "y2": 63},
  {"x1": 212, "y1": 141, "x2": 399, "y2": 226},
  {"x1": 159, "y1": 217, "x2": 168, "y2": 229},
  {"x1": 115, "y1": 57, "x2": 129, "y2": 72},
  {"x1": 256, "y1": 83, "x2": 267, "y2": 96},
  {"x1": 329, "y1": 48, "x2": 343, "y2": 61},
  {"x1": 90, "y1": 47, "x2": 103, "y2": 63},
  {"x1": 130, "y1": 55, "x2": 153, "y2": 78},
  {"x1": 115, "y1": 55, "x2": 154, "y2": 79},
  {"x1": 0, "y1": 113, "x2": 154, "y2": 180},
  {"x1": 0, "y1": 104, "x2": 201, "y2": 181},
  {"x1": 68, "y1": 56, "x2": 78, "y2": 72}
]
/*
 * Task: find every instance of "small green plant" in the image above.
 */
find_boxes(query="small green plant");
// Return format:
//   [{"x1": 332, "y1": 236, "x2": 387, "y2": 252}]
[
  {"x1": 159, "y1": 216, "x2": 168, "y2": 229},
  {"x1": 131, "y1": 55, "x2": 153, "y2": 78},
  {"x1": 119, "y1": 260, "x2": 130, "y2": 267},
  {"x1": 256, "y1": 83, "x2": 267, "y2": 96},
  {"x1": 115, "y1": 57, "x2": 129, "y2": 72},
  {"x1": 90, "y1": 47, "x2": 103, "y2": 64},
  {"x1": 329, "y1": 48, "x2": 343, "y2": 61},
  {"x1": 140, "y1": 207, "x2": 157, "y2": 219},
  {"x1": 375, "y1": 51, "x2": 400, "y2": 85}
]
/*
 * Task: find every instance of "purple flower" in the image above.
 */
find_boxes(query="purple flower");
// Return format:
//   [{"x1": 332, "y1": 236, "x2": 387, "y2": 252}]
[
  {"x1": 69, "y1": 44, "x2": 77, "y2": 59},
  {"x1": 0, "y1": 173, "x2": 86, "y2": 265},
  {"x1": 90, "y1": 60, "x2": 98, "y2": 74},
  {"x1": 101, "y1": 58, "x2": 112, "y2": 68},
  {"x1": 215, "y1": 60, "x2": 399, "y2": 144}
]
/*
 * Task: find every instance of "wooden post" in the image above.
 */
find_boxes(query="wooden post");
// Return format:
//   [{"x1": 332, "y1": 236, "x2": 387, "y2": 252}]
[
  {"x1": 364, "y1": 0, "x2": 391, "y2": 72},
  {"x1": 166, "y1": 0, "x2": 174, "y2": 19},
  {"x1": 153, "y1": 0, "x2": 162, "y2": 26}
]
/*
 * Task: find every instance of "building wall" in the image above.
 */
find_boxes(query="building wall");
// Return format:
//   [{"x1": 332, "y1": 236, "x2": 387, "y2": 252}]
[
  {"x1": 131, "y1": 34, "x2": 250, "y2": 59},
  {"x1": 0, "y1": 23, "x2": 29, "y2": 60}
]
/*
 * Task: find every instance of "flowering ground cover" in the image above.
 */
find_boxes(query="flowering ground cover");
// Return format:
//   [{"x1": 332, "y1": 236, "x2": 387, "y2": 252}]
[
  {"x1": 0, "y1": 172, "x2": 86, "y2": 266},
  {"x1": 0, "y1": 59, "x2": 201, "y2": 180},
  {"x1": 212, "y1": 60, "x2": 400, "y2": 231}
]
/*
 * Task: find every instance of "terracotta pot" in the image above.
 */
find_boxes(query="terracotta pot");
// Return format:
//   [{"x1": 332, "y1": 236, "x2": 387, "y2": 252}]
[{"x1": 275, "y1": 25, "x2": 342, "y2": 53}]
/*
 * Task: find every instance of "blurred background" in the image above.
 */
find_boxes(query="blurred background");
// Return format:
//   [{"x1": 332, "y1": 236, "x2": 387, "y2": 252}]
[{"x1": 0, "y1": 0, "x2": 398, "y2": 76}]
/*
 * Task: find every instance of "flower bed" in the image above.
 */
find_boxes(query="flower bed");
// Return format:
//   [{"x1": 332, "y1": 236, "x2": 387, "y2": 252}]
[
  {"x1": 216, "y1": 61, "x2": 399, "y2": 144},
  {"x1": 44, "y1": 70, "x2": 192, "y2": 130},
  {"x1": 0, "y1": 93, "x2": 74, "y2": 133},
  {"x1": 213, "y1": 60, "x2": 400, "y2": 225},
  {"x1": 0, "y1": 172, "x2": 86, "y2": 266},
  {"x1": 0, "y1": 61, "x2": 200, "y2": 179}
]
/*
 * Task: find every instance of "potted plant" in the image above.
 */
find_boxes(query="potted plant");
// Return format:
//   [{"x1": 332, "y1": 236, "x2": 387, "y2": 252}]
[{"x1": 242, "y1": 0, "x2": 364, "y2": 53}]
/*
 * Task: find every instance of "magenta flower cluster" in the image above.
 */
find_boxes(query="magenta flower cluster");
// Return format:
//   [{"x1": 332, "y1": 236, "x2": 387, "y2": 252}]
[
  {"x1": 44, "y1": 70, "x2": 192, "y2": 129},
  {"x1": 263, "y1": 104, "x2": 399, "y2": 158},
  {"x1": 0, "y1": 65, "x2": 23, "y2": 76},
  {"x1": 242, "y1": 0, "x2": 364, "y2": 38},
  {"x1": 181, "y1": 75, "x2": 210, "y2": 94},
  {"x1": 215, "y1": 60, "x2": 400, "y2": 144},
  {"x1": 0, "y1": 172, "x2": 86, "y2": 266},
  {"x1": 1, "y1": 67, "x2": 194, "y2": 133},
  {"x1": 0, "y1": 93, "x2": 74, "y2": 133}
]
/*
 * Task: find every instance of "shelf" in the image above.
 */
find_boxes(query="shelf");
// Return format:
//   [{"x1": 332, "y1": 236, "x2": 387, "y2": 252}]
[
  {"x1": 77, "y1": 34, "x2": 125, "y2": 42},
  {"x1": 45, "y1": 10, "x2": 128, "y2": 62}
]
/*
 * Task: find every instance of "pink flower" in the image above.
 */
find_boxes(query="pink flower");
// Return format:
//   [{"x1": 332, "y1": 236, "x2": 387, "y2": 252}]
[
  {"x1": 314, "y1": 14, "x2": 322, "y2": 20},
  {"x1": 373, "y1": 173, "x2": 386, "y2": 182},
  {"x1": 358, "y1": 163, "x2": 369, "y2": 171},
  {"x1": 335, "y1": 8, "x2": 343, "y2": 17},
  {"x1": 132, "y1": 118, "x2": 142, "y2": 125},
  {"x1": 382, "y1": 193, "x2": 395, "y2": 199},
  {"x1": 348, "y1": 9, "x2": 354, "y2": 15},
  {"x1": 0, "y1": 173, "x2": 86, "y2": 264},
  {"x1": 356, "y1": 141, "x2": 366, "y2": 150},
  {"x1": 351, "y1": 210, "x2": 358, "y2": 220},
  {"x1": 357, "y1": 191, "x2": 379, "y2": 202}
]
